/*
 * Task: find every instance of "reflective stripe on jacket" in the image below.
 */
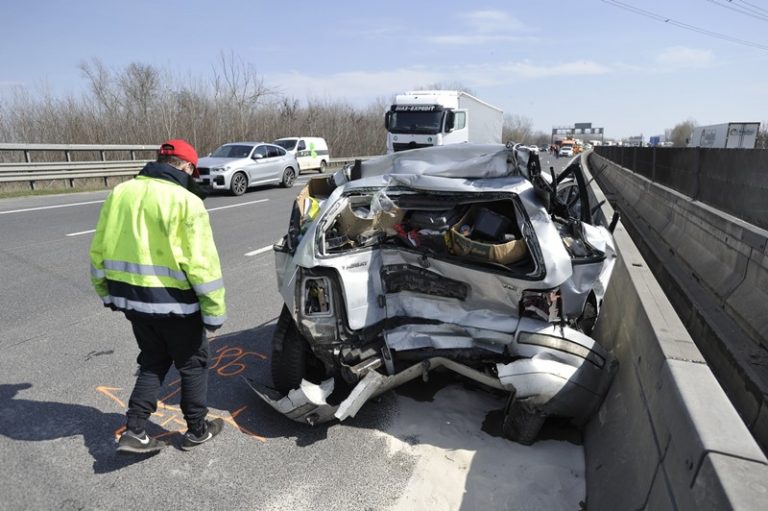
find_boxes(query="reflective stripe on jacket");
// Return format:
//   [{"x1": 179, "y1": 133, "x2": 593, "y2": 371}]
[{"x1": 89, "y1": 162, "x2": 226, "y2": 328}]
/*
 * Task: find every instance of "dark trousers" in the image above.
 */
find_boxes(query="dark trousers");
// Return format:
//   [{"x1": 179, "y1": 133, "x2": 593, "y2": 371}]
[{"x1": 125, "y1": 315, "x2": 209, "y2": 435}]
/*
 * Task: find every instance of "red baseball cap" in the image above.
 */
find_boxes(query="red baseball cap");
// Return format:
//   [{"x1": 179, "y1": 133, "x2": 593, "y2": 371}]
[{"x1": 158, "y1": 139, "x2": 198, "y2": 168}]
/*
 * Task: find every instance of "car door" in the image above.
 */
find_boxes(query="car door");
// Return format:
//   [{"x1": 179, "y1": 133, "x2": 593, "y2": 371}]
[
  {"x1": 266, "y1": 144, "x2": 288, "y2": 183},
  {"x1": 245, "y1": 145, "x2": 270, "y2": 185}
]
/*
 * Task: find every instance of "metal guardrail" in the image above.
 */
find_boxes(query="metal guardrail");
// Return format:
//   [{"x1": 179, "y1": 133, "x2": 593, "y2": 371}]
[
  {"x1": 0, "y1": 143, "x2": 378, "y2": 192},
  {"x1": 0, "y1": 143, "x2": 159, "y2": 163}
]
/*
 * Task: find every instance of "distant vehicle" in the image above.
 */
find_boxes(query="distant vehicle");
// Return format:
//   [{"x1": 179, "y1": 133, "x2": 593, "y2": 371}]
[
  {"x1": 384, "y1": 90, "x2": 503, "y2": 153},
  {"x1": 273, "y1": 137, "x2": 330, "y2": 173},
  {"x1": 687, "y1": 122, "x2": 760, "y2": 149},
  {"x1": 559, "y1": 145, "x2": 574, "y2": 157},
  {"x1": 196, "y1": 142, "x2": 299, "y2": 195}
]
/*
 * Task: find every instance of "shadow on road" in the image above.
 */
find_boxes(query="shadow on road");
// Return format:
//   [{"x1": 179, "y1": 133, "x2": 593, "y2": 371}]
[{"x1": 0, "y1": 383, "x2": 169, "y2": 474}]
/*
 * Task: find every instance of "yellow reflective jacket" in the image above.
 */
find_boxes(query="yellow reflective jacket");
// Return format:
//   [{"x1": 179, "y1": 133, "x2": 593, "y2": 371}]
[{"x1": 89, "y1": 162, "x2": 226, "y2": 329}]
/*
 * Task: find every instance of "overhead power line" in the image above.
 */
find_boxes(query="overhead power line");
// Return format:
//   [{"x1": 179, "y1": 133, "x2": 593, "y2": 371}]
[
  {"x1": 705, "y1": 0, "x2": 768, "y2": 23},
  {"x1": 601, "y1": 0, "x2": 768, "y2": 51}
]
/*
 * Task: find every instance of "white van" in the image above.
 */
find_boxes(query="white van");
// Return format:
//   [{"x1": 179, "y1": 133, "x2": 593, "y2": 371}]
[{"x1": 272, "y1": 137, "x2": 330, "y2": 173}]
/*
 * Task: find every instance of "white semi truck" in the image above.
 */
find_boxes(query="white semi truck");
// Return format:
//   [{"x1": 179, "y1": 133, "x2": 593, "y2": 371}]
[
  {"x1": 687, "y1": 122, "x2": 760, "y2": 149},
  {"x1": 384, "y1": 90, "x2": 503, "y2": 153}
]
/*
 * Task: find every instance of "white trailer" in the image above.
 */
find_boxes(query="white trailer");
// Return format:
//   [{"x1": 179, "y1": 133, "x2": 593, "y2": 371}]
[
  {"x1": 384, "y1": 90, "x2": 503, "y2": 153},
  {"x1": 687, "y1": 122, "x2": 760, "y2": 148}
]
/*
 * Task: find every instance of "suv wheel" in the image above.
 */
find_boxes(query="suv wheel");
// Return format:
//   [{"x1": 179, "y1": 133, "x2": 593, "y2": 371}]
[
  {"x1": 281, "y1": 167, "x2": 296, "y2": 188},
  {"x1": 319, "y1": 160, "x2": 327, "y2": 173},
  {"x1": 271, "y1": 308, "x2": 307, "y2": 392},
  {"x1": 230, "y1": 172, "x2": 248, "y2": 196},
  {"x1": 502, "y1": 395, "x2": 546, "y2": 445}
]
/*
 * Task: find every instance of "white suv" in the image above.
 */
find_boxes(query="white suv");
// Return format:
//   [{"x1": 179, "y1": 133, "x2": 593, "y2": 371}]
[{"x1": 196, "y1": 142, "x2": 299, "y2": 195}]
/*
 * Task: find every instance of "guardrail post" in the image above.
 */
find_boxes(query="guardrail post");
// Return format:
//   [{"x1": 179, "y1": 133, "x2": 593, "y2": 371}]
[
  {"x1": 130, "y1": 150, "x2": 135, "y2": 160},
  {"x1": 100, "y1": 150, "x2": 106, "y2": 161},
  {"x1": 65, "y1": 151, "x2": 72, "y2": 162},
  {"x1": 24, "y1": 150, "x2": 31, "y2": 163}
]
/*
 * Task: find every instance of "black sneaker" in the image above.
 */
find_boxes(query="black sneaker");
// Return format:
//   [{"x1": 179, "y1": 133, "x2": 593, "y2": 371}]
[
  {"x1": 181, "y1": 418, "x2": 224, "y2": 451},
  {"x1": 117, "y1": 430, "x2": 168, "y2": 454}
]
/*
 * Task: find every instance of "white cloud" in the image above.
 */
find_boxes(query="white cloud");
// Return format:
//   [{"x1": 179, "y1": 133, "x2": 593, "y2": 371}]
[
  {"x1": 425, "y1": 9, "x2": 533, "y2": 46},
  {"x1": 655, "y1": 47, "x2": 714, "y2": 69},
  {"x1": 266, "y1": 68, "x2": 447, "y2": 102},
  {"x1": 496, "y1": 61, "x2": 612, "y2": 79},
  {"x1": 426, "y1": 34, "x2": 527, "y2": 45},
  {"x1": 465, "y1": 10, "x2": 527, "y2": 33},
  {"x1": 265, "y1": 60, "x2": 612, "y2": 103}
]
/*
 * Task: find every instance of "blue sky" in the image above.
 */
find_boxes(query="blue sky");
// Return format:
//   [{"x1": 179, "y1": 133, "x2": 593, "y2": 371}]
[{"x1": 2, "y1": 0, "x2": 767, "y2": 139}]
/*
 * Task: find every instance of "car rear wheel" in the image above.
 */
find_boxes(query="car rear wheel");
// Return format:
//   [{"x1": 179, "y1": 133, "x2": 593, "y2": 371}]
[
  {"x1": 319, "y1": 160, "x2": 327, "y2": 173},
  {"x1": 271, "y1": 306, "x2": 327, "y2": 393},
  {"x1": 281, "y1": 167, "x2": 296, "y2": 188},
  {"x1": 271, "y1": 307, "x2": 307, "y2": 392},
  {"x1": 230, "y1": 172, "x2": 248, "y2": 196},
  {"x1": 502, "y1": 395, "x2": 547, "y2": 445}
]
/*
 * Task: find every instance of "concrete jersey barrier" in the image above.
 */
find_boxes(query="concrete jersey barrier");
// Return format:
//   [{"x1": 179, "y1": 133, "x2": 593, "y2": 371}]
[{"x1": 583, "y1": 151, "x2": 768, "y2": 510}]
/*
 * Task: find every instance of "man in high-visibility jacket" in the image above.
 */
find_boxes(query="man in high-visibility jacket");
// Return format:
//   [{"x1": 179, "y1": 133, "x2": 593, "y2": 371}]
[{"x1": 90, "y1": 139, "x2": 227, "y2": 454}]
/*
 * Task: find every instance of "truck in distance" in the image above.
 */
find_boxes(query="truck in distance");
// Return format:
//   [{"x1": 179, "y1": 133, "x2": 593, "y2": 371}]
[
  {"x1": 687, "y1": 122, "x2": 760, "y2": 149},
  {"x1": 384, "y1": 90, "x2": 503, "y2": 153}
]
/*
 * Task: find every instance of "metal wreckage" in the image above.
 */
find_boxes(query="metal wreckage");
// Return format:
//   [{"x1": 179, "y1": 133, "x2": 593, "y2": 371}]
[{"x1": 247, "y1": 143, "x2": 620, "y2": 444}]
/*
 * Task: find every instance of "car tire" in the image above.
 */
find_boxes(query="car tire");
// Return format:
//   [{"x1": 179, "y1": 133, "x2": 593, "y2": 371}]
[
  {"x1": 577, "y1": 296, "x2": 598, "y2": 335},
  {"x1": 281, "y1": 167, "x2": 296, "y2": 188},
  {"x1": 230, "y1": 172, "x2": 248, "y2": 196},
  {"x1": 319, "y1": 160, "x2": 327, "y2": 173},
  {"x1": 502, "y1": 395, "x2": 546, "y2": 445},
  {"x1": 271, "y1": 307, "x2": 307, "y2": 393}
]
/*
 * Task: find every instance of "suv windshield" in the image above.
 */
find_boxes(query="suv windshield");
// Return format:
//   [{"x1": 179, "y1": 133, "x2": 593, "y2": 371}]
[
  {"x1": 273, "y1": 139, "x2": 297, "y2": 150},
  {"x1": 389, "y1": 111, "x2": 444, "y2": 134},
  {"x1": 211, "y1": 144, "x2": 253, "y2": 158}
]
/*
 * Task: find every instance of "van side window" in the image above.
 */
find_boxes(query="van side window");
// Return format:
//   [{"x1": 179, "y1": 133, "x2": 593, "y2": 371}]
[
  {"x1": 455, "y1": 112, "x2": 466, "y2": 130},
  {"x1": 297, "y1": 140, "x2": 306, "y2": 151}
]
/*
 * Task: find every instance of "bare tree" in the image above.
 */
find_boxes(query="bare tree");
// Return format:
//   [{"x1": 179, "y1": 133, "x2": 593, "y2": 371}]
[
  {"x1": 668, "y1": 119, "x2": 698, "y2": 147},
  {"x1": 503, "y1": 114, "x2": 534, "y2": 144},
  {"x1": 755, "y1": 121, "x2": 768, "y2": 149}
]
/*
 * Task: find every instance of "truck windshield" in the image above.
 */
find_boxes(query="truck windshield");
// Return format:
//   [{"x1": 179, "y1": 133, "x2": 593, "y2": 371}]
[
  {"x1": 389, "y1": 111, "x2": 444, "y2": 134},
  {"x1": 211, "y1": 144, "x2": 254, "y2": 158},
  {"x1": 273, "y1": 139, "x2": 297, "y2": 150}
]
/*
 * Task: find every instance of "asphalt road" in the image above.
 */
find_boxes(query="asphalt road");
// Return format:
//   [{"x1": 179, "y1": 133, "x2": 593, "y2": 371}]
[{"x1": 0, "y1": 154, "x2": 581, "y2": 511}]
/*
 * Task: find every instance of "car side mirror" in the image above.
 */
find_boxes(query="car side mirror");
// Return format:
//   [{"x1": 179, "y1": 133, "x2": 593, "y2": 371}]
[
  {"x1": 384, "y1": 111, "x2": 392, "y2": 130},
  {"x1": 252, "y1": 154, "x2": 264, "y2": 160}
]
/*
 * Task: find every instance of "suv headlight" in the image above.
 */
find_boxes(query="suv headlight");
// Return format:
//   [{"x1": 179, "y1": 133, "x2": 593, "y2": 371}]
[{"x1": 212, "y1": 166, "x2": 228, "y2": 173}]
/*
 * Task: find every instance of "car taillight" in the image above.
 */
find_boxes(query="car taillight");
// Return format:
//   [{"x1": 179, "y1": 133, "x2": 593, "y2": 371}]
[{"x1": 519, "y1": 289, "x2": 562, "y2": 322}]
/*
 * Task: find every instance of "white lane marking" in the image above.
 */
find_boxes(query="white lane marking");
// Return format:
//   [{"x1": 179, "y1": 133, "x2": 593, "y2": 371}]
[
  {"x1": 64, "y1": 198, "x2": 270, "y2": 237},
  {"x1": 0, "y1": 199, "x2": 105, "y2": 215},
  {"x1": 207, "y1": 199, "x2": 269, "y2": 212},
  {"x1": 66, "y1": 229, "x2": 97, "y2": 237},
  {"x1": 244, "y1": 245, "x2": 273, "y2": 257}
]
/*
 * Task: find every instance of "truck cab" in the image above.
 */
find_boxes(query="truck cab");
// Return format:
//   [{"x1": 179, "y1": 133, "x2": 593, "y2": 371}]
[{"x1": 384, "y1": 90, "x2": 502, "y2": 153}]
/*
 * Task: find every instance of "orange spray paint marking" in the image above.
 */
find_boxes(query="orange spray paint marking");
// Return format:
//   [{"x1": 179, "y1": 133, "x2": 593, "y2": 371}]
[
  {"x1": 209, "y1": 345, "x2": 267, "y2": 377},
  {"x1": 96, "y1": 386, "x2": 126, "y2": 408}
]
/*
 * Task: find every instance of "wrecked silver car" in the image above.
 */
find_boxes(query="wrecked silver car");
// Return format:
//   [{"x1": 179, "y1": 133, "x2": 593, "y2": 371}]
[{"x1": 251, "y1": 144, "x2": 619, "y2": 444}]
